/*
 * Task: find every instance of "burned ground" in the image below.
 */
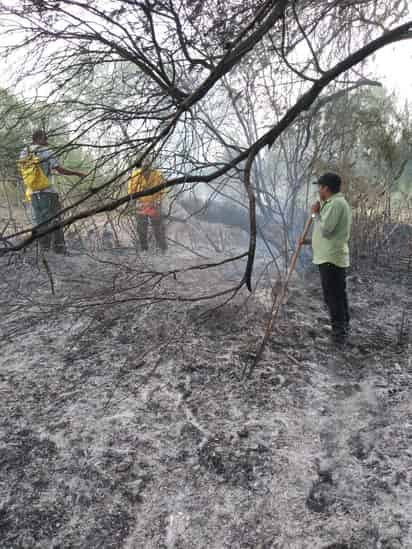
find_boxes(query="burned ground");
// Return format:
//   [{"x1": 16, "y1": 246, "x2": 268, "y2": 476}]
[{"x1": 0, "y1": 247, "x2": 411, "y2": 548}]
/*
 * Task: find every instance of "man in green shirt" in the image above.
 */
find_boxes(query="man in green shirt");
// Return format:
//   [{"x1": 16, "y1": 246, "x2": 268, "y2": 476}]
[{"x1": 302, "y1": 172, "x2": 352, "y2": 344}]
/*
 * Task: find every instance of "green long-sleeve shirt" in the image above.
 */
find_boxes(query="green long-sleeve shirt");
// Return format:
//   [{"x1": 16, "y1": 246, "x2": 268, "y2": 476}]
[{"x1": 312, "y1": 192, "x2": 352, "y2": 268}]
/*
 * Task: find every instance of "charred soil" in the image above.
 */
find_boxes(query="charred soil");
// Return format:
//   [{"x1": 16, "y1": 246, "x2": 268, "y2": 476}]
[{"x1": 0, "y1": 248, "x2": 411, "y2": 548}]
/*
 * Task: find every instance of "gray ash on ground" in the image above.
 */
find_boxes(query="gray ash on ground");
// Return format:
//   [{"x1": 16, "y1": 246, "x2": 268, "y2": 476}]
[{"x1": 0, "y1": 248, "x2": 411, "y2": 548}]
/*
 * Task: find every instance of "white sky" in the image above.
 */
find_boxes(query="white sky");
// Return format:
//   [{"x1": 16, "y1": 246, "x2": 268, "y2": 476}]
[
  {"x1": 373, "y1": 40, "x2": 412, "y2": 103},
  {"x1": 0, "y1": 17, "x2": 411, "y2": 103}
]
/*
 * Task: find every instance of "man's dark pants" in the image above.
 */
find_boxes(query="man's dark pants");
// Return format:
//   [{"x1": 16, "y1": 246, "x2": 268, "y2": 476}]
[
  {"x1": 318, "y1": 262, "x2": 350, "y2": 340},
  {"x1": 136, "y1": 214, "x2": 167, "y2": 252},
  {"x1": 31, "y1": 191, "x2": 66, "y2": 253}
]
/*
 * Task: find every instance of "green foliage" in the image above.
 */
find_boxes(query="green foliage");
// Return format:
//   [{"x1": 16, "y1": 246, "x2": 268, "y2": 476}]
[
  {"x1": 0, "y1": 88, "x2": 100, "y2": 202},
  {"x1": 0, "y1": 88, "x2": 34, "y2": 179},
  {"x1": 318, "y1": 86, "x2": 412, "y2": 196}
]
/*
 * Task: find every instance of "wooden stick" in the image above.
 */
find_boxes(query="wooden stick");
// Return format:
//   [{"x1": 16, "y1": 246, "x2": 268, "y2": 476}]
[{"x1": 243, "y1": 215, "x2": 313, "y2": 379}]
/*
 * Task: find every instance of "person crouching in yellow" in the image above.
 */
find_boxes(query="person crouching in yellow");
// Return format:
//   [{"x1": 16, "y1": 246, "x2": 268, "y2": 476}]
[{"x1": 128, "y1": 162, "x2": 167, "y2": 253}]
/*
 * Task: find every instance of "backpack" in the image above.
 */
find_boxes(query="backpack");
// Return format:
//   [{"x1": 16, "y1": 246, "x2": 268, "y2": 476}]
[{"x1": 17, "y1": 147, "x2": 50, "y2": 194}]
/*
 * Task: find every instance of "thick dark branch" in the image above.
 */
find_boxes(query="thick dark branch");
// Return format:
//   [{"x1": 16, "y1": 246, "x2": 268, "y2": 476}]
[
  {"x1": 2, "y1": 20, "x2": 412, "y2": 256},
  {"x1": 261, "y1": 20, "x2": 412, "y2": 148},
  {"x1": 242, "y1": 150, "x2": 258, "y2": 292},
  {"x1": 179, "y1": 0, "x2": 289, "y2": 110}
]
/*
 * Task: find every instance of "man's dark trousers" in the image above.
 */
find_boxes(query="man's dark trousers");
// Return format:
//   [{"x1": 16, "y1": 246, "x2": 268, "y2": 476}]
[
  {"x1": 318, "y1": 262, "x2": 350, "y2": 340},
  {"x1": 136, "y1": 213, "x2": 167, "y2": 252},
  {"x1": 32, "y1": 191, "x2": 66, "y2": 253}
]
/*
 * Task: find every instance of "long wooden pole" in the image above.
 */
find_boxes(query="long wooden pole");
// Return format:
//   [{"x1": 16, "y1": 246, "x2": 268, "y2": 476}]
[{"x1": 243, "y1": 215, "x2": 313, "y2": 379}]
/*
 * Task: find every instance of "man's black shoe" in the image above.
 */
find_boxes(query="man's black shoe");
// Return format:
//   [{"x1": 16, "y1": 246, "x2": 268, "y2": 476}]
[{"x1": 331, "y1": 331, "x2": 348, "y2": 347}]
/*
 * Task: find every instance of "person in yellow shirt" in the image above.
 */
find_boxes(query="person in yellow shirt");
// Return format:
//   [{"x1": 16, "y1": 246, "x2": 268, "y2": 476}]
[{"x1": 128, "y1": 163, "x2": 167, "y2": 252}]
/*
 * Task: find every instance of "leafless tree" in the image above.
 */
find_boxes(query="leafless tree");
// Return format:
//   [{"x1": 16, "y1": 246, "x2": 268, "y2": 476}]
[{"x1": 0, "y1": 0, "x2": 411, "y2": 293}]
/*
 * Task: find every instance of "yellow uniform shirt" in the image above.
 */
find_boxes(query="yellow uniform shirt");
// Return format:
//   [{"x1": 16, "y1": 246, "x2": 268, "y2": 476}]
[{"x1": 128, "y1": 168, "x2": 165, "y2": 205}]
